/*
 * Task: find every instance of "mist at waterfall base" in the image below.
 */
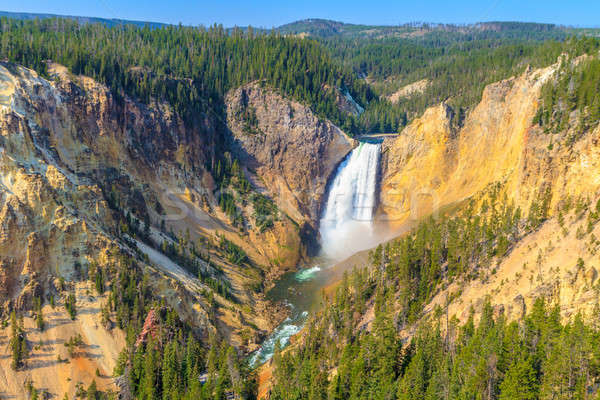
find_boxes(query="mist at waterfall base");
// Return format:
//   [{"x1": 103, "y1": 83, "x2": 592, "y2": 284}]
[{"x1": 249, "y1": 142, "x2": 383, "y2": 367}]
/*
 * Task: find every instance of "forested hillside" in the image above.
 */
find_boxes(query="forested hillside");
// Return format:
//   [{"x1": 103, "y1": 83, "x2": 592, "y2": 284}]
[
  {"x1": 0, "y1": 17, "x2": 373, "y2": 134},
  {"x1": 0, "y1": 10, "x2": 167, "y2": 28},
  {"x1": 271, "y1": 293, "x2": 600, "y2": 400},
  {"x1": 320, "y1": 31, "x2": 600, "y2": 132},
  {"x1": 535, "y1": 56, "x2": 600, "y2": 137},
  {"x1": 277, "y1": 19, "x2": 581, "y2": 40},
  {"x1": 269, "y1": 187, "x2": 600, "y2": 399},
  {"x1": 3, "y1": 17, "x2": 598, "y2": 135},
  {"x1": 273, "y1": 19, "x2": 600, "y2": 132}
]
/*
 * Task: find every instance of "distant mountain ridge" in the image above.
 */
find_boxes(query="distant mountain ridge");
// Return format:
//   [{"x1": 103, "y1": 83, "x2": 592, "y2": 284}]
[
  {"x1": 275, "y1": 18, "x2": 597, "y2": 40},
  {"x1": 2, "y1": 10, "x2": 599, "y2": 37},
  {"x1": 0, "y1": 10, "x2": 166, "y2": 28}
]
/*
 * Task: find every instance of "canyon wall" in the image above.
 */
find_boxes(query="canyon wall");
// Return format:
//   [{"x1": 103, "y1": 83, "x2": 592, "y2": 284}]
[
  {"x1": 226, "y1": 82, "x2": 355, "y2": 223},
  {"x1": 379, "y1": 60, "x2": 600, "y2": 329},
  {"x1": 381, "y1": 63, "x2": 600, "y2": 223},
  {"x1": 0, "y1": 63, "x2": 354, "y2": 397}
]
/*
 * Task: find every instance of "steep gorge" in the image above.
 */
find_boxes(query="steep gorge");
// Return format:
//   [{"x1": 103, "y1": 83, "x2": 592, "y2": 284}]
[
  {"x1": 0, "y1": 62, "x2": 353, "y2": 397},
  {"x1": 2, "y1": 49, "x2": 600, "y2": 399},
  {"x1": 262, "y1": 54, "x2": 600, "y2": 399}
]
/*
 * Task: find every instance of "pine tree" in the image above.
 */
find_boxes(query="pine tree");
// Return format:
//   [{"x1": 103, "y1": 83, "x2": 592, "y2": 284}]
[
  {"x1": 9, "y1": 311, "x2": 27, "y2": 370},
  {"x1": 161, "y1": 340, "x2": 180, "y2": 400},
  {"x1": 94, "y1": 267, "x2": 104, "y2": 294},
  {"x1": 65, "y1": 292, "x2": 77, "y2": 320},
  {"x1": 34, "y1": 297, "x2": 44, "y2": 331},
  {"x1": 499, "y1": 357, "x2": 538, "y2": 400},
  {"x1": 140, "y1": 341, "x2": 158, "y2": 400},
  {"x1": 87, "y1": 380, "x2": 99, "y2": 400}
]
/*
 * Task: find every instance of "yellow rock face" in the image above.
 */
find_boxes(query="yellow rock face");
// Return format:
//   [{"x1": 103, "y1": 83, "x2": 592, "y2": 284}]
[
  {"x1": 380, "y1": 64, "x2": 600, "y2": 226},
  {"x1": 380, "y1": 103, "x2": 457, "y2": 222},
  {"x1": 425, "y1": 202, "x2": 600, "y2": 329},
  {"x1": 380, "y1": 60, "x2": 600, "y2": 328},
  {"x1": 0, "y1": 61, "x2": 356, "y2": 397}
]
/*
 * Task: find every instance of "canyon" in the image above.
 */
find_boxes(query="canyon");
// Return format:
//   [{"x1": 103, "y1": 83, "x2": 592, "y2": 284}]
[
  {"x1": 1, "y1": 50, "x2": 600, "y2": 398},
  {"x1": 0, "y1": 62, "x2": 354, "y2": 397}
]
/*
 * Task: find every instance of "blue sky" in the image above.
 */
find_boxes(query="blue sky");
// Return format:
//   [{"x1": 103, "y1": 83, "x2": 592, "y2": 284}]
[{"x1": 2, "y1": 0, "x2": 599, "y2": 28}]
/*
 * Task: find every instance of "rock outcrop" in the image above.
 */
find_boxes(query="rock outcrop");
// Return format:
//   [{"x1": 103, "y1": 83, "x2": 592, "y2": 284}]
[
  {"x1": 380, "y1": 63, "x2": 600, "y2": 224},
  {"x1": 388, "y1": 78, "x2": 429, "y2": 104},
  {"x1": 226, "y1": 82, "x2": 355, "y2": 224},
  {"x1": 379, "y1": 59, "x2": 600, "y2": 328}
]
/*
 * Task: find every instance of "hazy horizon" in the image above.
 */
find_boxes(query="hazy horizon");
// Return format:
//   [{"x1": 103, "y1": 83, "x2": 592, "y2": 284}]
[
  {"x1": 2, "y1": 0, "x2": 599, "y2": 29},
  {"x1": 1, "y1": 10, "x2": 598, "y2": 29}
]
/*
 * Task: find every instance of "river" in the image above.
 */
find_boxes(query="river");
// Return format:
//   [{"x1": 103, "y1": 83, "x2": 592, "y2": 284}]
[{"x1": 249, "y1": 141, "x2": 386, "y2": 367}]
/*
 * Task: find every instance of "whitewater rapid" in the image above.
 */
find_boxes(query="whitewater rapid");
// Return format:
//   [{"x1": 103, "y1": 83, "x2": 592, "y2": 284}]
[{"x1": 319, "y1": 141, "x2": 381, "y2": 258}]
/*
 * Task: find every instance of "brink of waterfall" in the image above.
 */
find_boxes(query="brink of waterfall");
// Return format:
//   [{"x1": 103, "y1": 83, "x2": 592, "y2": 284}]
[{"x1": 319, "y1": 141, "x2": 381, "y2": 259}]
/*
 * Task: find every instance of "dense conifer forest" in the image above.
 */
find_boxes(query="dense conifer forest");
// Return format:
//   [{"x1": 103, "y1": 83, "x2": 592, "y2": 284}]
[
  {"x1": 0, "y1": 17, "x2": 373, "y2": 134},
  {"x1": 277, "y1": 20, "x2": 600, "y2": 131},
  {"x1": 271, "y1": 294, "x2": 600, "y2": 400},
  {"x1": 3, "y1": 15, "x2": 600, "y2": 399},
  {"x1": 321, "y1": 35, "x2": 600, "y2": 131},
  {"x1": 2, "y1": 17, "x2": 598, "y2": 135},
  {"x1": 269, "y1": 188, "x2": 600, "y2": 400}
]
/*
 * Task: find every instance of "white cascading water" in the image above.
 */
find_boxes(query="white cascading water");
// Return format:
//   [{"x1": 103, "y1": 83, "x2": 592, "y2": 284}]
[{"x1": 319, "y1": 141, "x2": 381, "y2": 259}]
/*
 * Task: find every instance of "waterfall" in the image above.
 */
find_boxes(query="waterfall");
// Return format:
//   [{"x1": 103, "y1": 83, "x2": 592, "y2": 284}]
[
  {"x1": 319, "y1": 141, "x2": 381, "y2": 259},
  {"x1": 249, "y1": 141, "x2": 382, "y2": 367}
]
